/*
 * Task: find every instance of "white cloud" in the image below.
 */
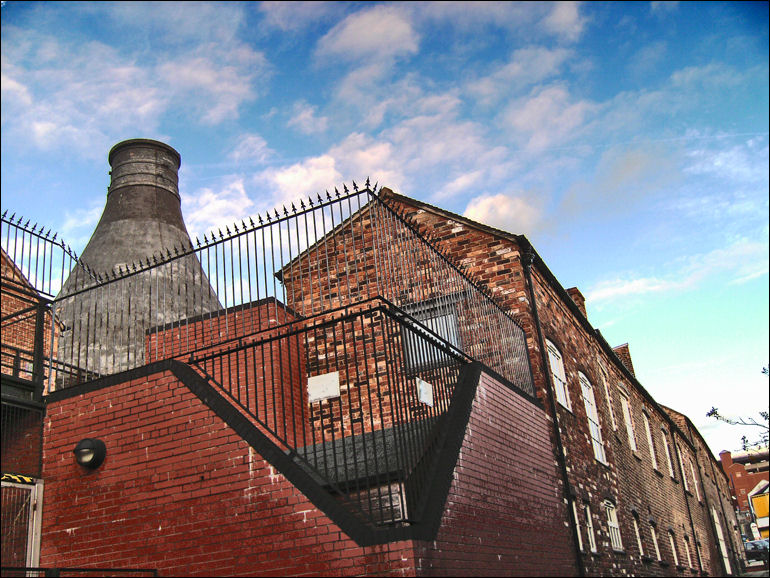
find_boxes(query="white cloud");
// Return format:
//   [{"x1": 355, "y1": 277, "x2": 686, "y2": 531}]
[
  {"x1": 467, "y1": 46, "x2": 573, "y2": 106},
  {"x1": 327, "y1": 132, "x2": 405, "y2": 189},
  {"x1": 316, "y1": 5, "x2": 419, "y2": 63},
  {"x1": 287, "y1": 101, "x2": 329, "y2": 134},
  {"x1": 587, "y1": 238, "x2": 769, "y2": 304},
  {"x1": 229, "y1": 134, "x2": 273, "y2": 165},
  {"x1": 257, "y1": 155, "x2": 343, "y2": 210},
  {"x1": 463, "y1": 193, "x2": 544, "y2": 236},
  {"x1": 685, "y1": 136, "x2": 769, "y2": 184},
  {"x1": 435, "y1": 171, "x2": 485, "y2": 200},
  {"x1": 1, "y1": 13, "x2": 267, "y2": 154},
  {"x1": 504, "y1": 84, "x2": 596, "y2": 151},
  {"x1": 417, "y1": 2, "x2": 586, "y2": 42},
  {"x1": 543, "y1": 1, "x2": 587, "y2": 42},
  {"x1": 259, "y1": 1, "x2": 339, "y2": 32},
  {"x1": 182, "y1": 178, "x2": 256, "y2": 241},
  {"x1": 157, "y1": 49, "x2": 265, "y2": 124}
]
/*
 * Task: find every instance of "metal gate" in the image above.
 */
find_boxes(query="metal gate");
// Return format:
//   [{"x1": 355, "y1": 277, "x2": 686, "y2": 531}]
[{"x1": 1, "y1": 476, "x2": 44, "y2": 568}]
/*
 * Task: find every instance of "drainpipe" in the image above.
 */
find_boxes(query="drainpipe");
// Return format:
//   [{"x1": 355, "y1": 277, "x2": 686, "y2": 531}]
[{"x1": 521, "y1": 245, "x2": 585, "y2": 577}]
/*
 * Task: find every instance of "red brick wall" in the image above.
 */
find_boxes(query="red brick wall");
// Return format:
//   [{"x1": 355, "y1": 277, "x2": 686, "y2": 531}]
[
  {"x1": 415, "y1": 371, "x2": 577, "y2": 577},
  {"x1": 382, "y1": 194, "x2": 741, "y2": 576},
  {"x1": 41, "y1": 368, "x2": 418, "y2": 577},
  {"x1": 41, "y1": 362, "x2": 576, "y2": 576}
]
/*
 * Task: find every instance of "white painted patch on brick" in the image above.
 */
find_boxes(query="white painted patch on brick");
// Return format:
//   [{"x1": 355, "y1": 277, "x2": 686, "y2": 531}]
[{"x1": 307, "y1": 371, "x2": 341, "y2": 403}]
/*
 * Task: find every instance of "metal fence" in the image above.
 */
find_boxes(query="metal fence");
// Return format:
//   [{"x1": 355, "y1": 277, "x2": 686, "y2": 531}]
[
  {"x1": 2, "y1": 184, "x2": 534, "y2": 534},
  {"x1": 45, "y1": 184, "x2": 533, "y2": 394}
]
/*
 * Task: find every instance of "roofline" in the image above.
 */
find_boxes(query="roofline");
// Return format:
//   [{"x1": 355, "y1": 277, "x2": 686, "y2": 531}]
[{"x1": 379, "y1": 189, "x2": 700, "y2": 452}]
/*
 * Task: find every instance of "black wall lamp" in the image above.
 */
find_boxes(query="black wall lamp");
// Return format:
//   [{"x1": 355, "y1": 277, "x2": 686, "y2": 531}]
[{"x1": 73, "y1": 438, "x2": 106, "y2": 469}]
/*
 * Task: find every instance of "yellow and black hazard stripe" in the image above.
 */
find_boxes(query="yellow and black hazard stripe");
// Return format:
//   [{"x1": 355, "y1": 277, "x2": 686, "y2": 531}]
[{"x1": 1, "y1": 472, "x2": 36, "y2": 485}]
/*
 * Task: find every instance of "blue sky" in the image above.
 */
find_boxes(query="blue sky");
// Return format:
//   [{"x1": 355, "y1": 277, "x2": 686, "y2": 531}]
[{"x1": 2, "y1": 1, "x2": 768, "y2": 457}]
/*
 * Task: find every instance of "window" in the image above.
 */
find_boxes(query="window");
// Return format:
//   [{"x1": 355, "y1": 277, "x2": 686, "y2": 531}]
[
  {"x1": 661, "y1": 428, "x2": 676, "y2": 478},
  {"x1": 600, "y1": 365, "x2": 618, "y2": 430},
  {"x1": 605, "y1": 501, "x2": 623, "y2": 551},
  {"x1": 585, "y1": 503, "x2": 598, "y2": 553},
  {"x1": 403, "y1": 299, "x2": 461, "y2": 370},
  {"x1": 711, "y1": 507, "x2": 732, "y2": 574},
  {"x1": 668, "y1": 531, "x2": 680, "y2": 566},
  {"x1": 689, "y1": 460, "x2": 702, "y2": 501},
  {"x1": 632, "y1": 514, "x2": 645, "y2": 557},
  {"x1": 642, "y1": 412, "x2": 658, "y2": 469},
  {"x1": 619, "y1": 391, "x2": 637, "y2": 451},
  {"x1": 580, "y1": 373, "x2": 606, "y2": 463},
  {"x1": 677, "y1": 445, "x2": 690, "y2": 492},
  {"x1": 546, "y1": 340, "x2": 571, "y2": 410},
  {"x1": 650, "y1": 524, "x2": 662, "y2": 561},
  {"x1": 684, "y1": 536, "x2": 694, "y2": 568},
  {"x1": 694, "y1": 533, "x2": 704, "y2": 570},
  {"x1": 572, "y1": 500, "x2": 584, "y2": 552}
]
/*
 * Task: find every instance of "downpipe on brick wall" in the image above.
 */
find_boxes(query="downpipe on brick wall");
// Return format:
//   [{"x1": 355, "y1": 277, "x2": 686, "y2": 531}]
[{"x1": 521, "y1": 243, "x2": 586, "y2": 578}]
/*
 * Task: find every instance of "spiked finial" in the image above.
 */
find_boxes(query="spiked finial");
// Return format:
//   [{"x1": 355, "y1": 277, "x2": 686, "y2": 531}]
[
  {"x1": 343, "y1": 184, "x2": 349, "y2": 194},
  {"x1": 352, "y1": 181, "x2": 358, "y2": 192},
  {"x1": 365, "y1": 177, "x2": 370, "y2": 189}
]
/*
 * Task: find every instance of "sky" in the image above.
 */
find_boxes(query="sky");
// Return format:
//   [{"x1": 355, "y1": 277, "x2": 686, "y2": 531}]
[{"x1": 1, "y1": 1, "x2": 768, "y2": 458}]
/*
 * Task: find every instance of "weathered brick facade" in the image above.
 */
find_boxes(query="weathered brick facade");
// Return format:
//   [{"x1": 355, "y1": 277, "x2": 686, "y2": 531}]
[
  {"x1": 3, "y1": 187, "x2": 743, "y2": 576},
  {"x1": 379, "y1": 189, "x2": 743, "y2": 576}
]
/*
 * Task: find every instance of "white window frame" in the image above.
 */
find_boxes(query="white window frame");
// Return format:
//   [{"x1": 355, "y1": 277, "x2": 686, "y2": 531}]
[
  {"x1": 642, "y1": 411, "x2": 658, "y2": 470},
  {"x1": 650, "y1": 524, "x2": 662, "y2": 561},
  {"x1": 546, "y1": 340, "x2": 571, "y2": 410},
  {"x1": 619, "y1": 391, "x2": 637, "y2": 451},
  {"x1": 684, "y1": 536, "x2": 694, "y2": 568},
  {"x1": 711, "y1": 507, "x2": 732, "y2": 574},
  {"x1": 662, "y1": 428, "x2": 676, "y2": 478},
  {"x1": 605, "y1": 500, "x2": 623, "y2": 551},
  {"x1": 668, "y1": 530, "x2": 680, "y2": 566},
  {"x1": 585, "y1": 503, "x2": 598, "y2": 553},
  {"x1": 632, "y1": 514, "x2": 645, "y2": 557},
  {"x1": 580, "y1": 372, "x2": 607, "y2": 464},
  {"x1": 677, "y1": 444, "x2": 690, "y2": 492},
  {"x1": 600, "y1": 365, "x2": 618, "y2": 431},
  {"x1": 689, "y1": 460, "x2": 702, "y2": 501},
  {"x1": 572, "y1": 500, "x2": 584, "y2": 552}
]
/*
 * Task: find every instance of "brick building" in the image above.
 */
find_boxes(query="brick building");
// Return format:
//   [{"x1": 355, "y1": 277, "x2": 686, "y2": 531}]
[
  {"x1": 720, "y1": 448, "x2": 770, "y2": 538},
  {"x1": 1, "y1": 140, "x2": 743, "y2": 576}
]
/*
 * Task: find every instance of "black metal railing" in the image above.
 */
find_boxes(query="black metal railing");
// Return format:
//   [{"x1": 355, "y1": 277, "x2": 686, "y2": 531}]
[
  {"x1": 40, "y1": 184, "x2": 532, "y2": 394},
  {"x1": 2, "y1": 183, "x2": 535, "y2": 535},
  {"x1": 180, "y1": 296, "x2": 468, "y2": 528}
]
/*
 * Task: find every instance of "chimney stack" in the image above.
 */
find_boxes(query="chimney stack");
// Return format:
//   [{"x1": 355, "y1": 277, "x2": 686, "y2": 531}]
[
  {"x1": 566, "y1": 287, "x2": 587, "y2": 318},
  {"x1": 56, "y1": 139, "x2": 220, "y2": 377}
]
